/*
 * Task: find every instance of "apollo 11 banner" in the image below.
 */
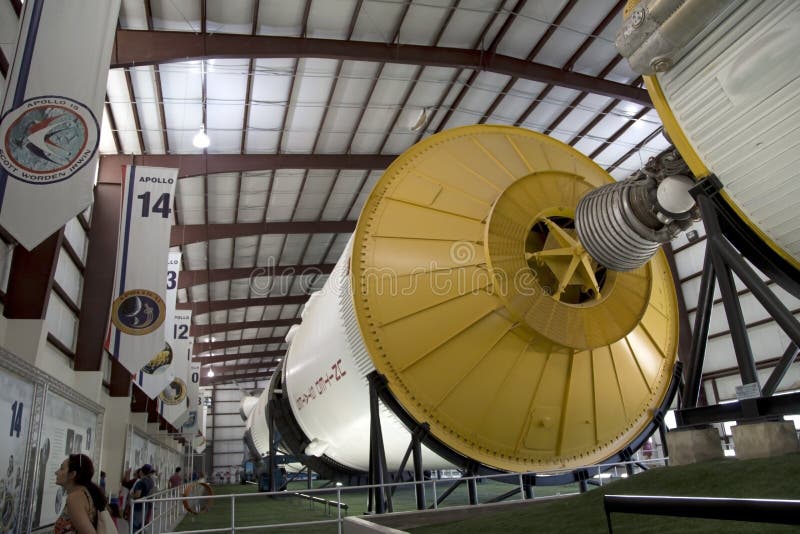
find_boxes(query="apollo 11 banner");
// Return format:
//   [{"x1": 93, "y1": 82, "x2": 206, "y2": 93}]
[
  {"x1": 0, "y1": 0, "x2": 120, "y2": 250},
  {"x1": 159, "y1": 311, "x2": 193, "y2": 427},
  {"x1": 106, "y1": 165, "x2": 178, "y2": 376}
]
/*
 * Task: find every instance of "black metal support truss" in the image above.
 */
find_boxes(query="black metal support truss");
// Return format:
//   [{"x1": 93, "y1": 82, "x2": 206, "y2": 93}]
[
  {"x1": 367, "y1": 372, "x2": 392, "y2": 514},
  {"x1": 677, "y1": 176, "x2": 800, "y2": 425}
]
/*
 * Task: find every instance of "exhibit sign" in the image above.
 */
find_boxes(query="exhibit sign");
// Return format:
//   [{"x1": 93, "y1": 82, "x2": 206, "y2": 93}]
[
  {"x1": 106, "y1": 165, "x2": 178, "y2": 379},
  {"x1": 33, "y1": 393, "x2": 97, "y2": 528},
  {"x1": 0, "y1": 369, "x2": 35, "y2": 534},
  {"x1": 0, "y1": 0, "x2": 121, "y2": 250}
]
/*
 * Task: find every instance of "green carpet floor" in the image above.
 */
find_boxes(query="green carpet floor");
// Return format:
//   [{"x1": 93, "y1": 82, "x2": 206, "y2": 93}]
[{"x1": 174, "y1": 453, "x2": 800, "y2": 533}]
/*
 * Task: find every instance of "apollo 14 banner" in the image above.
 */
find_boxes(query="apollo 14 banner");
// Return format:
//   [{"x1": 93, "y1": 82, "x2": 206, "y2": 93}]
[
  {"x1": 0, "y1": 0, "x2": 120, "y2": 250},
  {"x1": 159, "y1": 311, "x2": 193, "y2": 427},
  {"x1": 106, "y1": 166, "x2": 178, "y2": 376}
]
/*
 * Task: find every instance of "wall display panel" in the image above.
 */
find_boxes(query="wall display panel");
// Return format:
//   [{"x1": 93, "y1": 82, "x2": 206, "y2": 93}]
[
  {"x1": 0, "y1": 366, "x2": 35, "y2": 533},
  {"x1": 32, "y1": 392, "x2": 99, "y2": 528},
  {"x1": 0, "y1": 347, "x2": 103, "y2": 533}
]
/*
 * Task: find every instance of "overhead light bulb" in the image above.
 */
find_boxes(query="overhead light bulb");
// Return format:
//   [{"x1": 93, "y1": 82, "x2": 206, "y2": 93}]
[
  {"x1": 192, "y1": 125, "x2": 210, "y2": 149},
  {"x1": 207, "y1": 368, "x2": 215, "y2": 377}
]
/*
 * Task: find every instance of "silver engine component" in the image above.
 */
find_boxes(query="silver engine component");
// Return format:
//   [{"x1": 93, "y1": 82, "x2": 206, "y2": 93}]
[
  {"x1": 616, "y1": 0, "x2": 735, "y2": 75},
  {"x1": 576, "y1": 150, "x2": 698, "y2": 271}
]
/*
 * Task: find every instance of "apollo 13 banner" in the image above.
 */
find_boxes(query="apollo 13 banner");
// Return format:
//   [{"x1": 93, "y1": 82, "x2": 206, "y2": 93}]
[
  {"x1": 106, "y1": 165, "x2": 178, "y2": 376},
  {"x1": 136, "y1": 252, "x2": 182, "y2": 399},
  {"x1": 0, "y1": 0, "x2": 120, "y2": 250},
  {"x1": 159, "y1": 311, "x2": 193, "y2": 427}
]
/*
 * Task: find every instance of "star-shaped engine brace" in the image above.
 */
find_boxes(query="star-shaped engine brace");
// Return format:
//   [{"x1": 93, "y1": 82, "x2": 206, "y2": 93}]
[{"x1": 526, "y1": 218, "x2": 601, "y2": 302}]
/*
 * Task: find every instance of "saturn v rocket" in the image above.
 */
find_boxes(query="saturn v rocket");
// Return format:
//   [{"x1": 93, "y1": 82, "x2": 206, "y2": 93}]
[{"x1": 243, "y1": 0, "x2": 800, "y2": 478}]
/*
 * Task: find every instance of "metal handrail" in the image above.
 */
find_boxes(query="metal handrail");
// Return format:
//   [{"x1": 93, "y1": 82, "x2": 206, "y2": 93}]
[
  {"x1": 131, "y1": 457, "x2": 667, "y2": 534},
  {"x1": 604, "y1": 495, "x2": 800, "y2": 533}
]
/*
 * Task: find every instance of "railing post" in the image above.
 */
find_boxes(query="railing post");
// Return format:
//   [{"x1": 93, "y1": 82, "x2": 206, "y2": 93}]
[
  {"x1": 231, "y1": 494, "x2": 236, "y2": 533},
  {"x1": 432, "y1": 478, "x2": 437, "y2": 510},
  {"x1": 337, "y1": 485, "x2": 343, "y2": 534}
]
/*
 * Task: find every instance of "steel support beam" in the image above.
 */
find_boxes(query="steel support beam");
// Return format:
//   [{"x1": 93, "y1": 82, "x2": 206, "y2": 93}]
[
  {"x1": 195, "y1": 350, "x2": 284, "y2": 366},
  {"x1": 176, "y1": 294, "x2": 309, "y2": 314},
  {"x1": 192, "y1": 318, "x2": 300, "y2": 337},
  {"x1": 99, "y1": 153, "x2": 396, "y2": 182},
  {"x1": 367, "y1": 372, "x2": 392, "y2": 514},
  {"x1": 112, "y1": 30, "x2": 651, "y2": 105},
  {"x1": 179, "y1": 263, "x2": 335, "y2": 289},
  {"x1": 171, "y1": 221, "x2": 355, "y2": 246},
  {"x1": 204, "y1": 362, "x2": 278, "y2": 374},
  {"x1": 75, "y1": 183, "x2": 122, "y2": 371},
  {"x1": 676, "y1": 392, "x2": 800, "y2": 426},
  {"x1": 201, "y1": 370, "x2": 272, "y2": 386},
  {"x1": 682, "y1": 250, "x2": 716, "y2": 408},
  {"x1": 3, "y1": 229, "x2": 63, "y2": 319},
  {"x1": 762, "y1": 343, "x2": 800, "y2": 397},
  {"x1": 193, "y1": 336, "x2": 285, "y2": 354}
]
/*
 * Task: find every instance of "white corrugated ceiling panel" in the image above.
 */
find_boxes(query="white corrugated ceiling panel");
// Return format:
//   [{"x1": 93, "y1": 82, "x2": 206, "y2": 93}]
[
  {"x1": 151, "y1": 0, "x2": 200, "y2": 32},
  {"x1": 293, "y1": 170, "x2": 337, "y2": 221},
  {"x1": 99, "y1": 109, "x2": 117, "y2": 155},
  {"x1": 266, "y1": 170, "x2": 303, "y2": 221},
  {"x1": 381, "y1": 66, "x2": 461, "y2": 154},
  {"x1": 348, "y1": 171, "x2": 382, "y2": 219},
  {"x1": 496, "y1": 1, "x2": 569, "y2": 59},
  {"x1": 437, "y1": 0, "x2": 505, "y2": 49},
  {"x1": 307, "y1": 0, "x2": 358, "y2": 39},
  {"x1": 257, "y1": 0, "x2": 306, "y2": 36},
  {"x1": 238, "y1": 171, "x2": 272, "y2": 223},
  {"x1": 352, "y1": 0, "x2": 406, "y2": 42},
  {"x1": 522, "y1": 86, "x2": 581, "y2": 132},
  {"x1": 207, "y1": 0, "x2": 256, "y2": 34},
  {"x1": 160, "y1": 62, "x2": 203, "y2": 153},
  {"x1": 321, "y1": 170, "x2": 367, "y2": 220},
  {"x1": 118, "y1": 0, "x2": 148, "y2": 29},
  {"x1": 209, "y1": 238, "x2": 234, "y2": 269},
  {"x1": 207, "y1": 59, "x2": 250, "y2": 154},
  {"x1": 233, "y1": 236, "x2": 259, "y2": 268},
  {"x1": 106, "y1": 70, "x2": 140, "y2": 154},
  {"x1": 176, "y1": 177, "x2": 205, "y2": 224},
  {"x1": 443, "y1": 71, "x2": 511, "y2": 130},
  {"x1": 317, "y1": 61, "x2": 382, "y2": 153},
  {"x1": 303, "y1": 234, "x2": 336, "y2": 264},
  {"x1": 280, "y1": 235, "x2": 311, "y2": 266},
  {"x1": 396, "y1": 0, "x2": 453, "y2": 45},
  {"x1": 285, "y1": 59, "x2": 339, "y2": 153},
  {"x1": 207, "y1": 173, "x2": 239, "y2": 224},
  {"x1": 246, "y1": 59, "x2": 294, "y2": 153},
  {"x1": 130, "y1": 66, "x2": 166, "y2": 154},
  {"x1": 485, "y1": 78, "x2": 544, "y2": 125},
  {"x1": 256, "y1": 235, "x2": 285, "y2": 265},
  {"x1": 352, "y1": 64, "x2": 417, "y2": 154}
]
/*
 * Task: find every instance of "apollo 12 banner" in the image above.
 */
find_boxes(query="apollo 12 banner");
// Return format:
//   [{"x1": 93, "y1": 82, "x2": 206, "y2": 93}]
[
  {"x1": 159, "y1": 311, "x2": 193, "y2": 427},
  {"x1": 106, "y1": 165, "x2": 178, "y2": 376},
  {"x1": 0, "y1": 0, "x2": 120, "y2": 250}
]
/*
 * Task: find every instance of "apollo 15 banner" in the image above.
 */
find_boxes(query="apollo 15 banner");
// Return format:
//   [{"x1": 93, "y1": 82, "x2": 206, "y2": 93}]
[
  {"x1": 106, "y1": 165, "x2": 178, "y2": 376},
  {"x1": 0, "y1": 0, "x2": 120, "y2": 250},
  {"x1": 159, "y1": 311, "x2": 193, "y2": 427},
  {"x1": 136, "y1": 252, "x2": 182, "y2": 399}
]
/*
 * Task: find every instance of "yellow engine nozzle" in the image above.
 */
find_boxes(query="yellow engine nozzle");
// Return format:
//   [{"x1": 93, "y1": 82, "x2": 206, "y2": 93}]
[{"x1": 351, "y1": 125, "x2": 678, "y2": 471}]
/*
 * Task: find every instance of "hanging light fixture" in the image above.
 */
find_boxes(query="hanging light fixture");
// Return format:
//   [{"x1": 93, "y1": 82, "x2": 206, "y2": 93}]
[
  {"x1": 193, "y1": 124, "x2": 210, "y2": 149},
  {"x1": 207, "y1": 368, "x2": 215, "y2": 378}
]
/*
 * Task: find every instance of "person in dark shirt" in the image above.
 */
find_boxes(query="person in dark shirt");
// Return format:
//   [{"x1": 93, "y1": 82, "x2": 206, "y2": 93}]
[{"x1": 130, "y1": 464, "x2": 155, "y2": 532}]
